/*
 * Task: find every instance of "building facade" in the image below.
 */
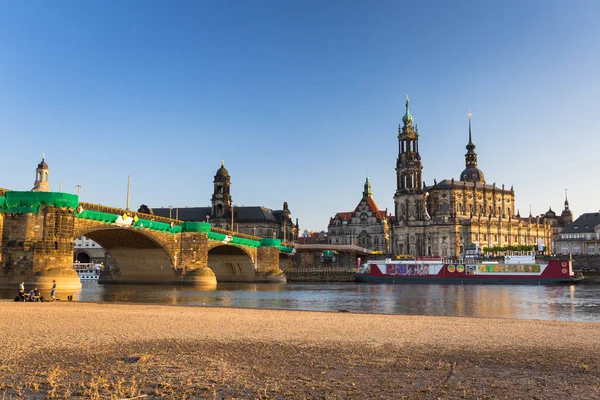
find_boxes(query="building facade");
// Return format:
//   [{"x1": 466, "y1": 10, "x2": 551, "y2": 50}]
[
  {"x1": 327, "y1": 177, "x2": 390, "y2": 252},
  {"x1": 392, "y1": 98, "x2": 555, "y2": 258},
  {"x1": 143, "y1": 162, "x2": 298, "y2": 243},
  {"x1": 554, "y1": 212, "x2": 600, "y2": 255},
  {"x1": 74, "y1": 236, "x2": 107, "y2": 264}
]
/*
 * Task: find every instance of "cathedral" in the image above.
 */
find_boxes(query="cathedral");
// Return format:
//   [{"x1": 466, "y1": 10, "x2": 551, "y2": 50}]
[
  {"x1": 144, "y1": 162, "x2": 298, "y2": 243},
  {"x1": 391, "y1": 97, "x2": 567, "y2": 258}
]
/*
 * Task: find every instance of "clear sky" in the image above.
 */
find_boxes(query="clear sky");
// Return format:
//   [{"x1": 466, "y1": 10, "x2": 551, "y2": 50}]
[{"x1": 0, "y1": 0, "x2": 598, "y2": 231}]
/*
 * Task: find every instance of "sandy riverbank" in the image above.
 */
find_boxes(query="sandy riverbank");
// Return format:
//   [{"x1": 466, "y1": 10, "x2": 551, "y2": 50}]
[{"x1": 0, "y1": 302, "x2": 598, "y2": 399}]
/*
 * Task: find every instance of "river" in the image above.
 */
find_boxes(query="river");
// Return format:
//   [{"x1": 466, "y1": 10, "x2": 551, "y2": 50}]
[{"x1": 3, "y1": 281, "x2": 600, "y2": 322}]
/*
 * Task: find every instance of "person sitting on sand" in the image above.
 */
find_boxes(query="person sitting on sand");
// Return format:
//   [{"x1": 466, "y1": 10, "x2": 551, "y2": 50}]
[
  {"x1": 28, "y1": 288, "x2": 35, "y2": 302},
  {"x1": 33, "y1": 287, "x2": 41, "y2": 302}
]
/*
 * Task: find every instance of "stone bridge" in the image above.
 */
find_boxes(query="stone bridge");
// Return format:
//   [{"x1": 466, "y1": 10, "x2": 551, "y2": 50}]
[{"x1": 0, "y1": 191, "x2": 293, "y2": 290}]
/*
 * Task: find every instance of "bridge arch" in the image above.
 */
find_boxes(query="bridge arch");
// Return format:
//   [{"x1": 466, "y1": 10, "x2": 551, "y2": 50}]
[
  {"x1": 74, "y1": 225, "x2": 178, "y2": 284},
  {"x1": 207, "y1": 243, "x2": 256, "y2": 282}
]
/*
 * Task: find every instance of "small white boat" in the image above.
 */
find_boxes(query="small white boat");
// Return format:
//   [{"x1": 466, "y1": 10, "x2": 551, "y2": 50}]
[{"x1": 72, "y1": 262, "x2": 103, "y2": 281}]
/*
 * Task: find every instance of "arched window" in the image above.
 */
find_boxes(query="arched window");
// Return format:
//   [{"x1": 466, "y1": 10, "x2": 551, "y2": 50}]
[{"x1": 440, "y1": 202, "x2": 449, "y2": 213}]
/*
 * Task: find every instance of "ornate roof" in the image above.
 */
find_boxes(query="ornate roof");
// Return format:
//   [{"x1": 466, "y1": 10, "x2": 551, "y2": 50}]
[{"x1": 215, "y1": 161, "x2": 229, "y2": 177}]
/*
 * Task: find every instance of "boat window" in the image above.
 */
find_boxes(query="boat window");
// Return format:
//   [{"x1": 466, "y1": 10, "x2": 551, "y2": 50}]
[{"x1": 466, "y1": 265, "x2": 477, "y2": 275}]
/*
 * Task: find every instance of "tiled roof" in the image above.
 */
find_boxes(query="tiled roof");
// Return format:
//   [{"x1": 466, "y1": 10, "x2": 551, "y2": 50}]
[
  {"x1": 362, "y1": 197, "x2": 386, "y2": 222},
  {"x1": 153, "y1": 207, "x2": 211, "y2": 221},
  {"x1": 152, "y1": 206, "x2": 284, "y2": 222},
  {"x1": 332, "y1": 197, "x2": 389, "y2": 223},
  {"x1": 561, "y1": 213, "x2": 600, "y2": 234},
  {"x1": 428, "y1": 179, "x2": 511, "y2": 193},
  {"x1": 334, "y1": 212, "x2": 353, "y2": 221}
]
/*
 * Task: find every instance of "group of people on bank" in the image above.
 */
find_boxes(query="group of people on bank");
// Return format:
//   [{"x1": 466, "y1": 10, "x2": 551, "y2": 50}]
[{"x1": 16, "y1": 280, "x2": 56, "y2": 302}]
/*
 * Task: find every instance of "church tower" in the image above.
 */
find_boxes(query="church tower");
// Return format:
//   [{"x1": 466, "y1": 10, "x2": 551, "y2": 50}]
[
  {"x1": 394, "y1": 96, "x2": 425, "y2": 222},
  {"x1": 211, "y1": 161, "x2": 232, "y2": 218},
  {"x1": 32, "y1": 155, "x2": 50, "y2": 192},
  {"x1": 460, "y1": 112, "x2": 485, "y2": 183},
  {"x1": 363, "y1": 176, "x2": 373, "y2": 198},
  {"x1": 561, "y1": 189, "x2": 573, "y2": 225}
]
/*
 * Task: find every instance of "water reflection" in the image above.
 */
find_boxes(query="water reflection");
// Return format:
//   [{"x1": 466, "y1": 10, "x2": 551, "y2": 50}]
[{"x1": 2, "y1": 281, "x2": 600, "y2": 322}]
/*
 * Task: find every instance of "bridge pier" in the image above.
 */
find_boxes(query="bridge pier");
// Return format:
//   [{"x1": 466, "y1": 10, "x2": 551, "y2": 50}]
[
  {"x1": 179, "y1": 232, "x2": 217, "y2": 287},
  {"x1": 255, "y1": 242, "x2": 287, "y2": 283},
  {"x1": 0, "y1": 206, "x2": 81, "y2": 290}
]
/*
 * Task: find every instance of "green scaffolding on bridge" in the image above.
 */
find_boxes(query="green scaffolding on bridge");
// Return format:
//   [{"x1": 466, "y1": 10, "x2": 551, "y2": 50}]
[{"x1": 0, "y1": 191, "x2": 295, "y2": 252}]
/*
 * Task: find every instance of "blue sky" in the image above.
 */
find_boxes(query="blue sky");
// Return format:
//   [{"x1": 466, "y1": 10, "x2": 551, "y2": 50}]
[{"x1": 0, "y1": 0, "x2": 598, "y2": 231}]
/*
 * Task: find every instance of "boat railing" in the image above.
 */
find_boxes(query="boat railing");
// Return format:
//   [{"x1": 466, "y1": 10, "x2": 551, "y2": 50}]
[{"x1": 73, "y1": 262, "x2": 103, "y2": 270}]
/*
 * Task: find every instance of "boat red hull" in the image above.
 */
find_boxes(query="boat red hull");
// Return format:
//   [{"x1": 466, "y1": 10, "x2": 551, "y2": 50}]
[{"x1": 355, "y1": 259, "x2": 583, "y2": 285}]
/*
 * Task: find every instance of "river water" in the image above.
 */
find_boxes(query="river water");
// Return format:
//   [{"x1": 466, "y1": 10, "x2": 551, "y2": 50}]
[{"x1": 4, "y1": 281, "x2": 600, "y2": 322}]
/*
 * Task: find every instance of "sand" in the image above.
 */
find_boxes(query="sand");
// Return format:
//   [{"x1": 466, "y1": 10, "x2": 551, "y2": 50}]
[{"x1": 0, "y1": 301, "x2": 598, "y2": 399}]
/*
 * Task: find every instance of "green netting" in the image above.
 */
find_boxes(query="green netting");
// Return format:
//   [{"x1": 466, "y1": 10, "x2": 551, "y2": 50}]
[
  {"x1": 231, "y1": 236, "x2": 260, "y2": 248},
  {"x1": 0, "y1": 197, "x2": 5, "y2": 208},
  {"x1": 279, "y1": 246, "x2": 295, "y2": 254},
  {"x1": 0, "y1": 205, "x2": 41, "y2": 214},
  {"x1": 208, "y1": 232, "x2": 227, "y2": 241},
  {"x1": 181, "y1": 221, "x2": 211, "y2": 233},
  {"x1": 260, "y1": 238, "x2": 281, "y2": 247},
  {"x1": 75, "y1": 209, "x2": 119, "y2": 223},
  {"x1": 133, "y1": 218, "x2": 181, "y2": 234},
  {"x1": 5, "y1": 191, "x2": 78, "y2": 209}
]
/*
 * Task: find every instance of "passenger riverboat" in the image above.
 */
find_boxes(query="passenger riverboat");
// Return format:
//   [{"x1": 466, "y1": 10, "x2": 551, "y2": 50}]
[
  {"x1": 72, "y1": 263, "x2": 103, "y2": 281},
  {"x1": 355, "y1": 253, "x2": 583, "y2": 285}
]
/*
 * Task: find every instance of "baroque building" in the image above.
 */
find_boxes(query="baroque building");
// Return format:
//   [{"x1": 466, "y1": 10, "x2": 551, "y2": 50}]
[
  {"x1": 554, "y1": 212, "x2": 600, "y2": 255},
  {"x1": 392, "y1": 98, "x2": 554, "y2": 258},
  {"x1": 328, "y1": 177, "x2": 390, "y2": 252},
  {"x1": 143, "y1": 162, "x2": 298, "y2": 243}
]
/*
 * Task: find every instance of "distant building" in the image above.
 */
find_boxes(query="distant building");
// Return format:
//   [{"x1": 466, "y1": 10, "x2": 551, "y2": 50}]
[
  {"x1": 391, "y1": 97, "x2": 553, "y2": 257},
  {"x1": 327, "y1": 177, "x2": 390, "y2": 252},
  {"x1": 554, "y1": 212, "x2": 600, "y2": 255},
  {"x1": 298, "y1": 230, "x2": 328, "y2": 245},
  {"x1": 537, "y1": 192, "x2": 574, "y2": 252},
  {"x1": 143, "y1": 162, "x2": 298, "y2": 243},
  {"x1": 74, "y1": 236, "x2": 106, "y2": 264}
]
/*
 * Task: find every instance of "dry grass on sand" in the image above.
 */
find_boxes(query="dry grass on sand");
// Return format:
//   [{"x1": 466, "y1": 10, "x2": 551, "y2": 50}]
[{"x1": 0, "y1": 302, "x2": 598, "y2": 399}]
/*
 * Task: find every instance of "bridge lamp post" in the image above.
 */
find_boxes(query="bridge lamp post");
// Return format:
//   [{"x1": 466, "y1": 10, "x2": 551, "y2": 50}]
[
  {"x1": 231, "y1": 204, "x2": 237, "y2": 231},
  {"x1": 75, "y1": 185, "x2": 81, "y2": 197},
  {"x1": 169, "y1": 205, "x2": 173, "y2": 219}
]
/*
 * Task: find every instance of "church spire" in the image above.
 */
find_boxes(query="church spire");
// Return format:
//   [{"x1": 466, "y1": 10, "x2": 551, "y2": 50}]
[
  {"x1": 466, "y1": 110, "x2": 475, "y2": 153},
  {"x1": 460, "y1": 111, "x2": 485, "y2": 183},
  {"x1": 402, "y1": 95, "x2": 413, "y2": 126},
  {"x1": 561, "y1": 188, "x2": 573, "y2": 224},
  {"x1": 363, "y1": 176, "x2": 373, "y2": 198}
]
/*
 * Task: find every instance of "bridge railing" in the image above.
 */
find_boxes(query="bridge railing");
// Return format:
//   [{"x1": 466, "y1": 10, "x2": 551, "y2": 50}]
[
  {"x1": 210, "y1": 226, "x2": 260, "y2": 241},
  {"x1": 79, "y1": 202, "x2": 177, "y2": 224}
]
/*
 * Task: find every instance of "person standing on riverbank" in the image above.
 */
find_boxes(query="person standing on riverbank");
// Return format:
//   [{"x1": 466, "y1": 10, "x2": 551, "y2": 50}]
[
  {"x1": 18, "y1": 281, "x2": 25, "y2": 301},
  {"x1": 50, "y1": 280, "x2": 56, "y2": 302}
]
